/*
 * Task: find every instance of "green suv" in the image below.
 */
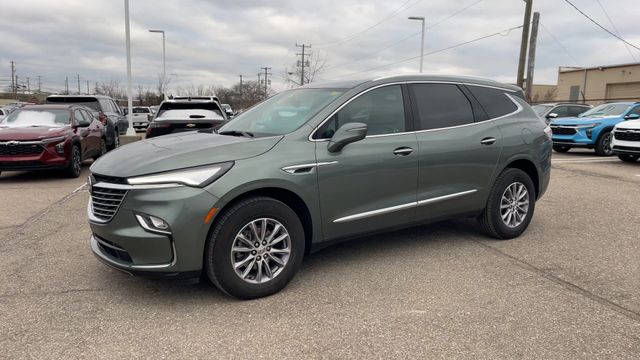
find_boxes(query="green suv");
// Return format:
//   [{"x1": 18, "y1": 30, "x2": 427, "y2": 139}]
[{"x1": 87, "y1": 75, "x2": 551, "y2": 299}]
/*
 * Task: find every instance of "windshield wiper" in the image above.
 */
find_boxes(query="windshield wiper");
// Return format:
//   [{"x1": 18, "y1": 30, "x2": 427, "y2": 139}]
[{"x1": 217, "y1": 130, "x2": 254, "y2": 138}]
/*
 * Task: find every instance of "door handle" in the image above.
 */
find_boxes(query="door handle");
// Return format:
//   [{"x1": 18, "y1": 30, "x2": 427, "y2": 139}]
[
  {"x1": 393, "y1": 147, "x2": 413, "y2": 156},
  {"x1": 480, "y1": 137, "x2": 497, "y2": 145}
]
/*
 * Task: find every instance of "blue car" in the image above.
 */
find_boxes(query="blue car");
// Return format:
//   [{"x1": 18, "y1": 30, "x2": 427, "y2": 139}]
[{"x1": 550, "y1": 102, "x2": 640, "y2": 155}]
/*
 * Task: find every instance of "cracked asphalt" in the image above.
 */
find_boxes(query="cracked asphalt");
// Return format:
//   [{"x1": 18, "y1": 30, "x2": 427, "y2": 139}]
[{"x1": 1, "y1": 151, "x2": 639, "y2": 359}]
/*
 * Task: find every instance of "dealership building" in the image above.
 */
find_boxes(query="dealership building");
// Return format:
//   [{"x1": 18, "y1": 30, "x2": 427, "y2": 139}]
[{"x1": 555, "y1": 62, "x2": 640, "y2": 104}]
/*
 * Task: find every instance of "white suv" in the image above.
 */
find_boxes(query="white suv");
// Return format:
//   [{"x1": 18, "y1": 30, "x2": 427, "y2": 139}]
[{"x1": 612, "y1": 118, "x2": 640, "y2": 162}]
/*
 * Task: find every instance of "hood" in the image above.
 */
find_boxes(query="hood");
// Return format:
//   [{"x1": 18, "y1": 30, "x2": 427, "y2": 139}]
[
  {"x1": 550, "y1": 116, "x2": 620, "y2": 126},
  {"x1": 0, "y1": 125, "x2": 70, "y2": 141},
  {"x1": 615, "y1": 119, "x2": 640, "y2": 130},
  {"x1": 91, "y1": 131, "x2": 283, "y2": 177}
]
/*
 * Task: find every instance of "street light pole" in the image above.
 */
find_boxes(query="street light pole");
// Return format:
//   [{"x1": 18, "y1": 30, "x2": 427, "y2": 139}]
[
  {"x1": 408, "y1": 16, "x2": 425, "y2": 73},
  {"x1": 124, "y1": 0, "x2": 135, "y2": 136},
  {"x1": 149, "y1": 29, "x2": 166, "y2": 98}
]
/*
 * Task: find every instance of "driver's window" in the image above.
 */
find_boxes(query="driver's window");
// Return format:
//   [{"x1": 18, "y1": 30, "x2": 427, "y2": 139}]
[
  {"x1": 630, "y1": 106, "x2": 640, "y2": 116},
  {"x1": 74, "y1": 110, "x2": 89, "y2": 126},
  {"x1": 315, "y1": 85, "x2": 405, "y2": 139}
]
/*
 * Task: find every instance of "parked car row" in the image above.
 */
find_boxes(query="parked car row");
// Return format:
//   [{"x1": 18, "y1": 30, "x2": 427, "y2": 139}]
[{"x1": 549, "y1": 102, "x2": 640, "y2": 161}]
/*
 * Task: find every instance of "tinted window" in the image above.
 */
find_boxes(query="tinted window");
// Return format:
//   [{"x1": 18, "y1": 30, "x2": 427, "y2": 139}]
[
  {"x1": 467, "y1": 85, "x2": 518, "y2": 119},
  {"x1": 81, "y1": 109, "x2": 95, "y2": 122},
  {"x1": 46, "y1": 97, "x2": 100, "y2": 111},
  {"x1": 552, "y1": 106, "x2": 571, "y2": 117},
  {"x1": 132, "y1": 107, "x2": 150, "y2": 114},
  {"x1": 629, "y1": 106, "x2": 640, "y2": 116},
  {"x1": 74, "y1": 110, "x2": 90, "y2": 125},
  {"x1": 314, "y1": 85, "x2": 405, "y2": 138},
  {"x1": 568, "y1": 106, "x2": 588, "y2": 117},
  {"x1": 99, "y1": 99, "x2": 114, "y2": 113},
  {"x1": 410, "y1": 83, "x2": 474, "y2": 130}
]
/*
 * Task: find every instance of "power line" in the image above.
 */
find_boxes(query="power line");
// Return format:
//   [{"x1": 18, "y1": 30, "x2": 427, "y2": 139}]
[
  {"x1": 594, "y1": 0, "x2": 637, "y2": 61},
  {"x1": 315, "y1": 0, "x2": 423, "y2": 48},
  {"x1": 539, "y1": 22, "x2": 580, "y2": 65},
  {"x1": 336, "y1": 24, "x2": 523, "y2": 78},
  {"x1": 562, "y1": 0, "x2": 640, "y2": 52},
  {"x1": 324, "y1": 0, "x2": 490, "y2": 72}
]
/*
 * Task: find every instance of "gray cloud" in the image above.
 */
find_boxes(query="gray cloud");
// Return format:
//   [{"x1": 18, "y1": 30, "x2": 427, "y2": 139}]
[{"x1": 1, "y1": 0, "x2": 638, "y2": 94}]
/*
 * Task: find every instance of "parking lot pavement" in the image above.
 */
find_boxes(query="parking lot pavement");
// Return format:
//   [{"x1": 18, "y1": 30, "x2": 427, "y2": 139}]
[{"x1": 1, "y1": 153, "x2": 639, "y2": 358}]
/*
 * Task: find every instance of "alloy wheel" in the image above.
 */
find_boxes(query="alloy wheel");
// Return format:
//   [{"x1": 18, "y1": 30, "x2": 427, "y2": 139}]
[
  {"x1": 71, "y1": 146, "x2": 81, "y2": 175},
  {"x1": 230, "y1": 218, "x2": 291, "y2": 284},
  {"x1": 602, "y1": 133, "x2": 613, "y2": 155},
  {"x1": 500, "y1": 182, "x2": 530, "y2": 228}
]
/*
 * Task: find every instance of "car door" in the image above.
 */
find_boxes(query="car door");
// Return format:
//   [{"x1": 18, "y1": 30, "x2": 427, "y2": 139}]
[
  {"x1": 82, "y1": 109, "x2": 102, "y2": 153},
  {"x1": 314, "y1": 84, "x2": 419, "y2": 240},
  {"x1": 73, "y1": 109, "x2": 94, "y2": 159},
  {"x1": 111, "y1": 100, "x2": 128, "y2": 131},
  {"x1": 410, "y1": 83, "x2": 505, "y2": 221}
]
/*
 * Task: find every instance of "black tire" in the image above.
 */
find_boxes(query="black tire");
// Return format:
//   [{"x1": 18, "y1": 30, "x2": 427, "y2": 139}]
[
  {"x1": 478, "y1": 168, "x2": 536, "y2": 240},
  {"x1": 107, "y1": 128, "x2": 119, "y2": 150},
  {"x1": 204, "y1": 196, "x2": 305, "y2": 299},
  {"x1": 65, "y1": 145, "x2": 82, "y2": 178},
  {"x1": 618, "y1": 154, "x2": 639, "y2": 163},
  {"x1": 94, "y1": 138, "x2": 107, "y2": 160},
  {"x1": 595, "y1": 130, "x2": 613, "y2": 156},
  {"x1": 552, "y1": 145, "x2": 571, "y2": 153}
]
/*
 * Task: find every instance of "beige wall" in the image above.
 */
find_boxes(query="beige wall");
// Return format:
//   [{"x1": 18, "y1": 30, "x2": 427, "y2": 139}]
[
  {"x1": 556, "y1": 63, "x2": 640, "y2": 104},
  {"x1": 530, "y1": 84, "x2": 557, "y2": 103}
]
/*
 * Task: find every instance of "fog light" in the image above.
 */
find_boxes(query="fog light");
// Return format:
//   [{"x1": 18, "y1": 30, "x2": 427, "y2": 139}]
[
  {"x1": 586, "y1": 129, "x2": 593, "y2": 139},
  {"x1": 135, "y1": 213, "x2": 171, "y2": 234},
  {"x1": 55, "y1": 142, "x2": 65, "y2": 154}
]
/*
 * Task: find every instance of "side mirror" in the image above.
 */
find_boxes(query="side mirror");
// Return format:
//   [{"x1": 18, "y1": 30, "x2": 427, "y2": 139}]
[
  {"x1": 327, "y1": 122, "x2": 367, "y2": 153},
  {"x1": 546, "y1": 113, "x2": 559, "y2": 119},
  {"x1": 624, "y1": 113, "x2": 640, "y2": 120},
  {"x1": 74, "y1": 121, "x2": 90, "y2": 128}
]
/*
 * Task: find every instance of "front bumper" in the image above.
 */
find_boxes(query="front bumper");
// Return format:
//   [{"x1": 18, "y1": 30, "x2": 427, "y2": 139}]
[
  {"x1": 611, "y1": 134, "x2": 640, "y2": 155},
  {"x1": 551, "y1": 126, "x2": 596, "y2": 147},
  {"x1": 0, "y1": 144, "x2": 70, "y2": 171},
  {"x1": 88, "y1": 183, "x2": 222, "y2": 276}
]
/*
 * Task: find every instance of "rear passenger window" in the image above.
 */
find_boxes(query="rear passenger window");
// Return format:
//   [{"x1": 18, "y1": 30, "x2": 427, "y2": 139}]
[
  {"x1": 409, "y1": 83, "x2": 474, "y2": 130},
  {"x1": 467, "y1": 85, "x2": 518, "y2": 119}
]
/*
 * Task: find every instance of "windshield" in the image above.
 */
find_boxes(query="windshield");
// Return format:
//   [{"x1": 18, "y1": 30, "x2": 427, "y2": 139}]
[
  {"x1": 579, "y1": 103, "x2": 630, "y2": 118},
  {"x1": 218, "y1": 89, "x2": 345, "y2": 136},
  {"x1": 46, "y1": 97, "x2": 100, "y2": 111},
  {"x1": 532, "y1": 105, "x2": 553, "y2": 116},
  {"x1": 1, "y1": 109, "x2": 71, "y2": 127}
]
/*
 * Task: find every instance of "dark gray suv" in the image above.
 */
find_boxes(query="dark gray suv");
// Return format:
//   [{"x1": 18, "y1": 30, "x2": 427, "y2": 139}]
[{"x1": 87, "y1": 75, "x2": 552, "y2": 299}]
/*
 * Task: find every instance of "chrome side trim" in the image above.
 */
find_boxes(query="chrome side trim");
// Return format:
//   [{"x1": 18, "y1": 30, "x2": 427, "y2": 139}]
[
  {"x1": 91, "y1": 235, "x2": 177, "y2": 269},
  {"x1": 93, "y1": 181, "x2": 184, "y2": 190},
  {"x1": 333, "y1": 202, "x2": 416, "y2": 223},
  {"x1": 416, "y1": 189, "x2": 477, "y2": 206},
  {"x1": 281, "y1": 161, "x2": 338, "y2": 174},
  {"x1": 309, "y1": 82, "x2": 524, "y2": 141},
  {"x1": 333, "y1": 189, "x2": 478, "y2": 223}
]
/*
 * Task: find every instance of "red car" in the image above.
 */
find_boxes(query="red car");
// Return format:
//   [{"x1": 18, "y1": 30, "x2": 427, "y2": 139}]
[{"x1": 0, "y1": 105, "x2": 106, "y2": 178}]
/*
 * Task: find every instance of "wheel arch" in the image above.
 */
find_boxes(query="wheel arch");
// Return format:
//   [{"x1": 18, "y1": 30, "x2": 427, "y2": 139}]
[
  {"x1": 503, "y1": 158, "x2": 540, "y2": 199},
  {"x1": 210, "y1": 185, "x2": 315, "y2": 256}
]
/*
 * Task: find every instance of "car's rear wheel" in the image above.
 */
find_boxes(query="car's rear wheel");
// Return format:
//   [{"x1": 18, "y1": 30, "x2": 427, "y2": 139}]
[
  {"x1": 478, "y1": 168, "x2": 535, "y2": 240},
  {"x1": 552, "y1": 145, "x2": 571, "y2": 153},
  {"x1": 204, "y1": 196, "x2": 305, "y2": 299},
  {"x1": 595, "y1": 130, "x2": 613, "y2": 156},
  {"x1": 94, "y1": 138, "x2": 107, "y2": 160},
  {"x1": 618, "y1": 154, "x2": 639, "y2": 163},
  {"x1": 65, "y1": 145, "x2": 82, "y2": 178}
]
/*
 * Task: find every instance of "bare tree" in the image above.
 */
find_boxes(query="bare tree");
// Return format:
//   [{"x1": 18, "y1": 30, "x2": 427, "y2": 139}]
[{"x1": 283, "y1": 50, "x2": 327, "y2": 87}]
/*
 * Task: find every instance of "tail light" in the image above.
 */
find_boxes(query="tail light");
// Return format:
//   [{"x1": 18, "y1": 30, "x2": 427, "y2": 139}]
[
  {"x1": 98, "y1": 112, "x2": 108, "y2": 125},
  {"x1": 146, "y1": 122, "x2": 169, "y2": 137}
]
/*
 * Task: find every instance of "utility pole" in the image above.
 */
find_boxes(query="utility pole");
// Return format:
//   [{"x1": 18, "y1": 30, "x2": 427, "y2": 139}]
[
  {"x1": 516, "y1": 0, "x2": 533, "y2": 89},
  {"x1": 295, "y1": 43, "x2": 311, "y2": 86},
  {"x1": 238, "y1": 74, "x2": 243, "y2": 96},
  {"x1": 15, "y1": 75, "x2": 19, "y2": 96},
  {"x1": 261, "y1": 67, "x2": 271, "y2": 100},
  {"x1": 26, "y1": 77, "x2": 30, "y2": 94},
  {"x1": 86, "y1": 80, "x2": 90, "y2": 94},
  {"x1": 65, "y1": 76, "x2": 69, "y2": 95},
  {"x1": 77, "y1": 74, "x2": 81, "y2": 94},
  {"x1": 10, "y1": 61, "x2": 16, "y2": 99},
  {"x1": 37, "y1": 75, "x2": 42, "y2": 93},
  {"x1": 525, "y1": 12, "x2": 540, "y2": 102}
]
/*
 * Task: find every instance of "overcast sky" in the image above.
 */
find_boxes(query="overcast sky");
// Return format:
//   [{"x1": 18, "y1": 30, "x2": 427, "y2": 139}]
[{"x1": 1, "y1": 0, "x2": 639, "y2": 94}]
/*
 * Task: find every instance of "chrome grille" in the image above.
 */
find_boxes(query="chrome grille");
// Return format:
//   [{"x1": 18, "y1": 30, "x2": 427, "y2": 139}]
[{"x1": 90, "y1": 184, "x2": 127, "y2": 222}]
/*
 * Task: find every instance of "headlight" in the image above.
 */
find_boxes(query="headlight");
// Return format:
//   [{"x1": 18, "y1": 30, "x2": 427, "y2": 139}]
[
  {"x1": 576, "y1": 123, "x2": 600, "y2": 129},
  {"x1": 127, "y1": 162, "x2": 234, "y2": 187}
]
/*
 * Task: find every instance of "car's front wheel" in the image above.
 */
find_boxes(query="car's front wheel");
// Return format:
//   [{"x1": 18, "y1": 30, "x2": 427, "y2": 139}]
[
  {"x1": 552, "y1": 145, "x2": 571, "y2": 153},
  {"x1": 204, "y1": 196, "x2": 305, "y2": 299},
  {"x1": 595, "y1": 130, "x2": 613, "y2": 156},
  {"x1": 618, "y1": 154, "x2": 639, "y2": 163},
  {"x1": 65, "y1": 145, "x2": 82, "y2": 178},
  {"x1": 478, "y1": 168, "x2": 536, "y2": 240}
]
